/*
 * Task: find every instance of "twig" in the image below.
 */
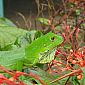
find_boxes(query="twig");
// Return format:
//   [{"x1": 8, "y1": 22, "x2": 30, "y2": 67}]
[
  {"x1": 0, "y1": 65, "x2": 13, "y2": 75},
  {"x1": 50, "y1": 69, "x2": 82, "y2": 84},
  {"x1": 64, "y1": 76, "x2": 70, "y2": 85}
]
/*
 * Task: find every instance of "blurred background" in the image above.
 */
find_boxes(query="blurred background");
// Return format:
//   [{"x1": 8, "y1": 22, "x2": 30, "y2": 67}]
[{"x1": 3, "y1": 0, "x2": 62, "y2": 28}]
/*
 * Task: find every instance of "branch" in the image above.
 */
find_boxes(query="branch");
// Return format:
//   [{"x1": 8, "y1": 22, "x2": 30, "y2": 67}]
[{"x1": 50, "y1": 69, "x2": 82, "y2": 84}]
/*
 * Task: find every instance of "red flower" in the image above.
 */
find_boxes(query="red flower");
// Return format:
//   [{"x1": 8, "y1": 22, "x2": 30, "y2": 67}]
[{"x1": 54, "y1": 50, "x2": 61, "y2": 56}]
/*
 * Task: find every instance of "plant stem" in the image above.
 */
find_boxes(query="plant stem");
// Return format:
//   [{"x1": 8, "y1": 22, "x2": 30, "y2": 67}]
[
  {"x1": 0, "y1": 65, "x2": 13, "y2": 75},
  {"x1": 50, "y1": 69, "x2": 82, "y2": 84},
  {"x1": 64, "y1": 76, "x2": 70, "y2": 85}
]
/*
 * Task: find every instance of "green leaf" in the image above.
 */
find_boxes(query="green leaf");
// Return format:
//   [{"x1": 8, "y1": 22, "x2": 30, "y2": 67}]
[
  {"x1": 0, "y1": 47, "x2": 25, "y2": 69},
  {"x1": 36, "y1": 18, "x2": 50, "y2": 25},
  {"x1": 15, "y1": 30, "x2": 43, "y2": 47},
  {"x1": 57, "y1": 77, "x2": 69, "y2": 85},
  {"x1": 70, "y1": 76, "x2": 80, "y2": 85},
  {"x1": 55, "y1": 25, "x2": 61, "y2": 31},
  {"x1": 0, "y1": 17, "x2": 16, "y2": 27},
  {"x1": 0, "y1": 26, "x2": 27, "y2": 48},
  {"x1": 80, "y1": 74, "x2": 85, "y2": 85},
  {"x1": 81, "y1": 67, "x2": 85, "y2": 74},
  {"x1": 19, "y1": 75, "x2": 34, "y2": 85},
  {"x1": 0, "y1": 44, "x2": 18, "y2": 51},
  {"x1": 67, "y1": 2, "x2": 75, "y2": 8},
  {"x1": 24, "y1": 67, "x2": 57, "y2": 85},
  {"x1": 11, "y1": 61, "x2": 24, "y2": 71},
  {"x1": 76, "y1": 9, "x2": 81, "y2": 16},
  {"x1": 34, "y1": 31, "x2": 43, "y2": 39}
]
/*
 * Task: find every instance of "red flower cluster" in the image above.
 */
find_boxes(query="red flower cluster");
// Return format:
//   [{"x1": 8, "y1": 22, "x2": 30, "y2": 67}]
[{"x1": 67, "y1": 48, "x2": 85, "y2": 67}]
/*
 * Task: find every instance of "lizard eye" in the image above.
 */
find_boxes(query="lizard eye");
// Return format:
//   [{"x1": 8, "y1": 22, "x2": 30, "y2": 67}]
[{"x1": 51, "y1": 36, "x2": 55, "y2": 41}]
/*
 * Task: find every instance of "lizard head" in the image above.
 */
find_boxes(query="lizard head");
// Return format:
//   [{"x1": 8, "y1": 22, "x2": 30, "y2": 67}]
[{"x1": 45, "y1": 32, "x2": 63, "y2": 48}]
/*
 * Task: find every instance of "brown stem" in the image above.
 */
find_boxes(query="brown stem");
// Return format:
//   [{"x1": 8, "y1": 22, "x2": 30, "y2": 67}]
[
  {"x1": 50, "y1": 69, "x2": 82, "y2": 84},
  {"x1": 0, "y1": 65, "x2": 13, "y2": 75}
]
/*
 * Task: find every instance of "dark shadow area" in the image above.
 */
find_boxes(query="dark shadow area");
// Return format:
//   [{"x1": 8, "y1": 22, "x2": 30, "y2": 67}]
[
  {"x1": 4, "y1": 0, "x2": 38, "y2": 29},
  {"x1": 3, "y1": 0, "x2": 62, "y2": 29},
  {"x1": 4, "y1": 0, "x2": 37, "y2": 17}
]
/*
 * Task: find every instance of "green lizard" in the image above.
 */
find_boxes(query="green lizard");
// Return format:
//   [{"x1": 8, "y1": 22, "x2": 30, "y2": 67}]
[
  {"x1": 25, "y1": 32, "x2": 63, "y2": 66},
  {"x1": 0, "y1": 32, "x2": 63, "y2": 69}
]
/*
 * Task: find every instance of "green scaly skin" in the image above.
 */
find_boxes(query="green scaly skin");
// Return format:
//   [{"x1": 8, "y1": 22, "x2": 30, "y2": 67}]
[{"x1": 25, "y1": 32, "x2": 63, "y2": 66}]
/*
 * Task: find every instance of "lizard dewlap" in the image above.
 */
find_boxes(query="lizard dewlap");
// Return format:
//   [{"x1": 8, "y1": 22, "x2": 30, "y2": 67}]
[{"x1": 25, "y1": 32, "x2": 63, "y2": 66}]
